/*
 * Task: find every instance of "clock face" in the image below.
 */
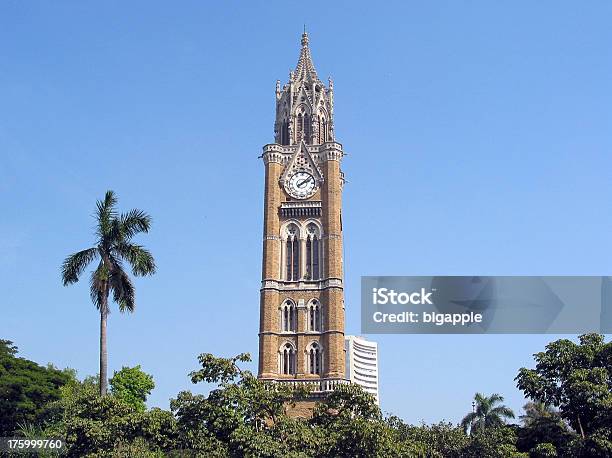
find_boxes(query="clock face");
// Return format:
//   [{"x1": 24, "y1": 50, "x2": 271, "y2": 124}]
[{"x1": 287, "y1": 171, "x2": 316, "y2": 199}]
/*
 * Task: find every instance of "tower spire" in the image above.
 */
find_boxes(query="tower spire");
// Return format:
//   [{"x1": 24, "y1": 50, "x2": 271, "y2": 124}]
[
  {"x1": 274, "y1": 31, "x2": 335, "y2": 146},
  {"x1": 294, "y1": 30, "x2": 318, "y2": 82}
]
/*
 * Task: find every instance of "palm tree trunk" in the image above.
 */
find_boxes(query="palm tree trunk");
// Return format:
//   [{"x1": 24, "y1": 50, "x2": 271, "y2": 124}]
[{"x1": 99, "y1": 295, "x2": 108, "y2": 396}]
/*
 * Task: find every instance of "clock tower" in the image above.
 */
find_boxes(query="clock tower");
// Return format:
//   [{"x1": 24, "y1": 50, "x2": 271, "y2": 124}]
[{"x1": 258, "y1": 32, "x2": 347, "y2": 395}]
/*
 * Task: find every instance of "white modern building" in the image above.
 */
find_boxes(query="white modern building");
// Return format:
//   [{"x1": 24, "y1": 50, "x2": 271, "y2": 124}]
[{"x1": 345, "y1": 335, "x2": 379, "y2": 405}]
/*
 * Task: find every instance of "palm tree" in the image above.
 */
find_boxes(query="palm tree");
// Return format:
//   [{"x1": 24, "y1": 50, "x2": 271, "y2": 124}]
[
  {"x1": 62, "y1": 190, "x2": 156, "y2": 396},
  {"x1": 461, "y1": 393, "x2": 515, "y2": 434},
  {"x1": 520, "y1": 401, "x2": 560, "y2": 426}
]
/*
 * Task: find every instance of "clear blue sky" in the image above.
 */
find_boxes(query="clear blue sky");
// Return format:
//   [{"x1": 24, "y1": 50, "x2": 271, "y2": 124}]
[{"x1": 1, "y1": 1, "x2": 611, "y2": 424}]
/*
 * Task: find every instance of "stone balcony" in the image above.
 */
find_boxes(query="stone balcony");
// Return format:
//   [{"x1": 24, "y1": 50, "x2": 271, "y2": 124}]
[{"x1": 264, "y1": 378, "x2": 350, "y2": 395}]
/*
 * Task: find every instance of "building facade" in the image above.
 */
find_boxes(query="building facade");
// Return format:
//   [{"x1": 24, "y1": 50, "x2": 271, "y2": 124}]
[
  {"x1": 258, "y1": 32, "x2": 347, "y2": 394},
  {"x1": 345, "y1": 336, "x2": 380, "y2": 405}
]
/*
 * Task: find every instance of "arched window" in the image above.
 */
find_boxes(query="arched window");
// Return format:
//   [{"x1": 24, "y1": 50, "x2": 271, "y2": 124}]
[
  {"x1": 279, "y1": 342, "x2": 296, "y2": 375},
  {"x1": 317, "y1": 115, "x2": 327, "y2": 144},
  {"x1": 280, "y1": 300, "x2": 296, "y2": 332},
  {"x1": 296, "y1": 113, "x2": 303, "y2": 142},
  {"x1": 307, "y1": 342, "x2": 322, "y2": 375},
  {"x1": 322, "y1": 118, "x2": 328, "y2": 142},
  {"x1": 304, "y1": 113, "x2": 311, "y2": 143},
  {"x1": 305, "y1": 223, "x2": 320, "y2": 280},
  {"x1": 284, "y1": 224, "x2": 300, "y2": 281},
  {"x1": 308, "y1": 300, "x2": 321, "y2": 332},
  {"x1": 281, "y1": 119, "x2": 289, "y2": 145},
  {"x1": 295, "y1": 106, "x2": 310, "y2": 144}
]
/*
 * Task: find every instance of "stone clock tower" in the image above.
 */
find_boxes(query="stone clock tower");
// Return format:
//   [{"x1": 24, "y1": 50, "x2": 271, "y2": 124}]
[{"x1": 258, "y1": 32, "x2": 347, "y2": 394}]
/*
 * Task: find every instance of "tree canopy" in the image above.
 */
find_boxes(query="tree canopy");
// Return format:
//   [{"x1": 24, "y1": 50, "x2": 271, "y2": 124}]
[
  {"x1": 4, "y1": 334, "x2": 610, "y2": 456},
  {"x1": 0, "y1": 340, "x2": 72, "y2": 435},
  {"x1": 109, "y1": 365, "x2": 155, "y2": 412},
  {"x1": 516, "y1": 333, "x2": 612, "y2": 456}
]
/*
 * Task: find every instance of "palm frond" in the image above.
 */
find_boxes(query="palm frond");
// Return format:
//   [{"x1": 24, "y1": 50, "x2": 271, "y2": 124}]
[
  {"x1": 485, "y1": 415, "x2": 505, "y2": 429},
  {"x1": 110, "y1": 268, "x2": 135, "y2": 313},
  {"x1": 460, "y1": 412, "x2": 477, "y2": 432},
  {"x1": 61, "y1": 247, "x2": 98, "y2": 285},
  {"x1": 95, "y1": 190, "x2": 117, "y2": 239},
  {"x1": 119, "y1": 209, "x2": 152, "y2": 240},
  {"x1": 114, "y1": 243, "x2": 156, "y2": 276},
  {"x1": 490, "y1": 405, "x2": 515, "y2": 419},
  {"x1": 90, "y1": 262, "x2": 108, "y2": 312},
  {"x1": 488, "y1": 393, "x2": 505, "y2": 404}
]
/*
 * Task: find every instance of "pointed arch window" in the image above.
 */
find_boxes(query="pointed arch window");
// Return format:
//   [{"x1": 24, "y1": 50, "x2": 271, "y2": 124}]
[
  {"x1": 279, "y1": 343, "x2": 296, "y2": 375},
  {"x1": 304, "y1": 113, "x2": 311, "y2": 144},
  {"x1": 317, "y1": 115, "x2": 327, "y2": 144},
  {"x1": 307, "y1": 342, "x2": 322, "y2": 375},
  {"x1": 295, "y1": 106, "x2": 311, "y2": 144},
  {"x1": 280, "y1": 300, "x2": 296, "y2": 332},
  {"x1": 305, "y1": 223, "x2": 321, "y2": 280},
  {"x1": 284, "y1": 224, "x2": 300, "y2": 281},
  {"x1": 281, "y1": 119, "x2": 289, "y2": 145},
  {"x1": 308, "y1": 300, "x2": 321, "y2": 332},
  {"x1": 296, "y1": 113, "x2": 304, "y2": 142}
]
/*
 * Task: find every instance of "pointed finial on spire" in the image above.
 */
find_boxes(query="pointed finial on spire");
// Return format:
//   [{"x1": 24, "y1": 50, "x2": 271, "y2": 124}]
[{"x1": 294, "y1": 29, "x2": 317, "y2": 81}]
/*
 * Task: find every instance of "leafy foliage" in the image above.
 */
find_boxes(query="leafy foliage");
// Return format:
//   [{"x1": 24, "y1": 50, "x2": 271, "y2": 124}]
[
  {"x1": 171, "y1": 352, "x2": 523, "y2": 457},
  {"x1": 109, "y1": 365, "x2": 155, "y2": 412},
  {"x1": 35, "y1": 371, "x2": 177, "y2": 457},
  {"x1": 461, "y1": 427, "x2": 525, "y2": 457},
  {"x1": 310, "y1": 383, "x2": 422, "y2": 457},
  {"x1": 529, "y1": 442, "x2": 558, "y2": 458},
  {"x1": 516, "y1": 333, "x2": 612, "y2": 456},
  {"x1": 0, "y1": 340, "x2": 72, "y2": 435},
  {"x1": 515, "y1": 402, "x2": 571, "y2": 454},
  {"x1": 7, "y1": 335, "x2": 610, "y2": 456},
  {"x1": 519, "y1": 402, "x2": 560, "y2": 427},
  {"x1": 389, "y1": 419, "x2": 469, "y2": 457}
]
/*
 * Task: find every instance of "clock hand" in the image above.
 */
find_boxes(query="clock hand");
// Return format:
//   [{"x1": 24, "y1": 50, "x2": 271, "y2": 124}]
[{"x1": 297, "y1": 178, "x2": 310, "y2": 188}]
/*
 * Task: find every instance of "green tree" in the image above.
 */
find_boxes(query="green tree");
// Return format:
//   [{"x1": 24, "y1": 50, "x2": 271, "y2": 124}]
[
  {"x1": 462, "y1": 426, "x2": 525, "y2": 458},
  {"x1": 514, "y1": 401, "x2": 571, "y2": 455},
  {"x1": 311, "y1": 383, "x2": 419, "y2": 457},
  {"x1": 110, "y1": 365, "x2": 155, "y2": 412},
  {"x1": 0, "y1": 340, "x2": 72, "y2": 435},
  {"x1": 516, "y1": 333, "x2": 612, "y2": 456},
  {"x1": 170, "y1": 351, "x2": 427, "y2": 457},
  {"x1": 61, "y1": 190, "x2": 156, "y2": 395},
  {"x1": 460, "y1": 393, "x2": 515, "y2": 434},
  {"x1": 529, "y1": 442, "x2": 557, "y2": 458},
  {"x1": 389, "y1": 419, "x2": 469, "y2": 458},
  {"x1": 171, "y1": 352, "x2": 309, "y2": 456},
  {"x1": 38, "y1": 372, "x2": 176, "y2": 457},
  {"x1": 62, "y1": 390, "x2": 177, "y2": 457},
  {"x1": 515, "y1": 418, "x2": 571, "y2": 456}
]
